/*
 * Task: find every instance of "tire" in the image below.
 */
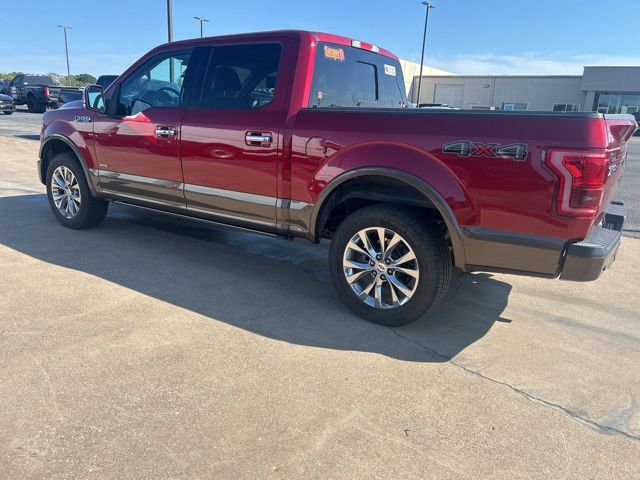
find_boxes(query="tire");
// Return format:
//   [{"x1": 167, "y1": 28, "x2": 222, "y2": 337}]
[
  {"x1": 35, "y1": 101, "x2": 46, "y2": 113},
  {"x1": 329, "y1": 204, "x2": 453, "y2": 326},
  {"x1": 26, "y1": 95, "x2": 36, "y2": 113},
  {"x1": 3, "y1": 111, "x2": 13, "y2": 115},
  {"x1": 46, "y1": 153, "x2": 109, "y2": 229}
]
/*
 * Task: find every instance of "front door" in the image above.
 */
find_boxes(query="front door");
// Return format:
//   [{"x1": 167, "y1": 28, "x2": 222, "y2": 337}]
[
  {"x1": 93, "y1": 49, "x2": 194, "y2": 211},
  {"x1": 180, "y1": 40, "x2": 291, "y2": 230}
]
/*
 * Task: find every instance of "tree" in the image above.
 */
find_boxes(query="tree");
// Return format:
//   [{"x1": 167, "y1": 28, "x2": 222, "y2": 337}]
[
  {"x1": 73, "y1": 73, "x2": 97, "y2": 86},
  {"x1": 0, "y1": 72, "x2": 23, "y2": 81},
  {"x1": 46, "y1": 72, "x2": 64, "y2": 85}
]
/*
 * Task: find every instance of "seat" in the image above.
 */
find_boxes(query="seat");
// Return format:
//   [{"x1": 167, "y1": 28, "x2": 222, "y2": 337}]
[{"x1": 204, "y1": 67, "x2": 251, "y2": 109}]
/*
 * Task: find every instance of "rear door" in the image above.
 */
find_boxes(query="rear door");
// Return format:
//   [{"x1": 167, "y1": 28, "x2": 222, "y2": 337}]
[{"x1": 180, "y1": 38, "x2": 294, "y2": 230}]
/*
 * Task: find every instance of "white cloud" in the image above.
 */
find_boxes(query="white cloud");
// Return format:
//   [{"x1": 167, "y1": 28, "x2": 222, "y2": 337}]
[{"x1": 420, "y1": 53, "x2": 640, "y2": 76}]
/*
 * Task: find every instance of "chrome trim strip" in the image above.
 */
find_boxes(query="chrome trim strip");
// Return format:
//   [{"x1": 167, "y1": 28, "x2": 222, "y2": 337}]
[
  {"x1": 184, "y1": 183, "x2": 276, "y2": 207},
  {"x1": 98, "y1": 169, "x2": 315, "y2": 236},
  {"x1": 101, "y1": 189, "x2": 187, "y2": 212},
  {"x1": 99, "y1": 170, "x2": 183, "y2": 190},
  {"x1": 186, "y1": 206, "x2": 275, "y2": 228}
]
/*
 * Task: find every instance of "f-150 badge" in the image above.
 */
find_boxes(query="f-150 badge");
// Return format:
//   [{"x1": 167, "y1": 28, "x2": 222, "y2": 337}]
[{"x1": 74, "y1": 115, "x2": 92, "y2": 123}]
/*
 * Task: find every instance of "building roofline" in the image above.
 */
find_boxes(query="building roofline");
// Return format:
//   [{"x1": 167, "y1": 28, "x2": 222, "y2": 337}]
[
  {"x1": 583, "y1": 65, "x2": 640, "y2": 68},
  {"x1": 415, "y1": 75, "x2": 582, "y2": 79}
]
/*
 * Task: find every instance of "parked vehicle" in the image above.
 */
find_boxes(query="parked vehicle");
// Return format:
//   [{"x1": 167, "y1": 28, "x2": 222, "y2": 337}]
[
  {"x1": 634, "y1": 113, "x2": 640, "y2": 136},
  {"x1": 4, "y1": 74, "x2": 72, "y2": 112},
  {"x1": 37, "y1": 31, "x2": 637, "y2": 325},
  {"x1": 57, "y1": 87, "x2": 83, "y2": 107},
  {"x1": 0, "y1": 93, "x2": 15, "y2": 114},
  {"x1": 96, "y1": 75, "x2": 119, "y2": 89},
  {"x1": 418, "y1": 103, "x2": 456, "y2": 109},
  {"x1": 58, "y1": 76, "x2": 118, "y2": 107}
]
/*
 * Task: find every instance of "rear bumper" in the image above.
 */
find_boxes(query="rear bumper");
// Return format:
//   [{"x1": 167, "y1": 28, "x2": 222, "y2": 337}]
[{"x1": 560, "y1": 202, "x2": 625, "y2": 281}]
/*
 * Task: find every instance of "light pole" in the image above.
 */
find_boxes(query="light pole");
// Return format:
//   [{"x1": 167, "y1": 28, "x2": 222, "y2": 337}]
[
  {"x1": 193, "y1": 16, "x2": 210, "y2": 38},
  {"x1": 416, "y1": 2, "x2": 434, "y2": 106},
  {"x1": 57, "y1": 25, "x2": 72, "y2": 85},
  {"x1": 167, "y1": 0, "x2": 173, "y2": 42}
]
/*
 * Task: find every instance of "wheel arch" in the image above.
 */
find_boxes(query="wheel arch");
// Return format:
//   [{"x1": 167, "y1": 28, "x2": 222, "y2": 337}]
[
  {"x1": 39, "y1": 135, "x2": 98, "y2": 195},
  {"x1": 310, "y1": 167, "x2": 467, "y2": 269}
]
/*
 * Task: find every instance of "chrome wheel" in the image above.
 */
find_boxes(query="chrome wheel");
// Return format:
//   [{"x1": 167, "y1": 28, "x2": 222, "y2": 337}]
[
  {"x1": 343, "y1": 227, "x2": 420, "y2": 309},
  {"x1": 50, "y1": 165, "x2": 81, "y2": 219}
]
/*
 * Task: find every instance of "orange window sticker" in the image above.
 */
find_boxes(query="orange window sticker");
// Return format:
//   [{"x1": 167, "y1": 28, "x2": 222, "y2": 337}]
[{"x1": 324, "y1": 46, "x2": 345, "y2": 62}]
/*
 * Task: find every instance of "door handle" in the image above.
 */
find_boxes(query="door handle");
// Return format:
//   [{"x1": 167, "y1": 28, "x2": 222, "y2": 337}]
[
  {"x1": 245, "y1": 132, "x2": 273, "y2": 146},
  {"x1": 156, "y1": 126, "x2": 177, "y2": 138}
]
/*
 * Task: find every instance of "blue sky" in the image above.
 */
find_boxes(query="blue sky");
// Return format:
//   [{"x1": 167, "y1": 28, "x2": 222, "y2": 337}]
[{"x1": 1, "y1": 0, "x2": 639, "y2": 76}]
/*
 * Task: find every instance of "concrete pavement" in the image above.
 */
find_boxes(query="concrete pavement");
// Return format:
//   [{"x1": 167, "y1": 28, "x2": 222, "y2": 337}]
[{"x1": 1, "y1": 136, "x2": 639, "y2": 479}]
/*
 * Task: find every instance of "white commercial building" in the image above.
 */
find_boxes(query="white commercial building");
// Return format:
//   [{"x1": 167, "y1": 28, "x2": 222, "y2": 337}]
[{"x1": 407, "y1": 66, "x2": 640, "y2": 113}]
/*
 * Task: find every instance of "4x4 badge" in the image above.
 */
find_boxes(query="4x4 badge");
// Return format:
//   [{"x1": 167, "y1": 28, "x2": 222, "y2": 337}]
[{"x1": 442, "y1": 140, "x2": 528, "y2": 161}]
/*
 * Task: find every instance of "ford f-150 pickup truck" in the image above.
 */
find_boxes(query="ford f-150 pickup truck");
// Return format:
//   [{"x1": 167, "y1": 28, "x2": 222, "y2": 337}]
[
  {"x1": 3, "y1": 74, "x2": 72, "y2": 112},
  {"x1": 37, "y1": 30, "x2": 637, "y2": 325}
]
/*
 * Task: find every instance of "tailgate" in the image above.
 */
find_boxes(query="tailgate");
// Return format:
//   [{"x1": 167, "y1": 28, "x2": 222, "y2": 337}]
[
  {"x1": 48, "y1": 86, "x2": 62, "y2": 101},
  {"x1": 600, "y1": 114, "x2": 637, "y2": 211}
]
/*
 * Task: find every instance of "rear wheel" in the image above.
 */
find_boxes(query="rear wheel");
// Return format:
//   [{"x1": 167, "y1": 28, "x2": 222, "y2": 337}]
[
  {"x1": 46, "y1": 153, "x2": 108, "y2": 229},
  {"x1": 3, "y1": 111, "x2": 13, "y2": 115},
  {"x1": 329, "y1": 204, "x2": 452, "y2": 326},
  {"x1": 26, "y1": 95, "x2": 36, "y2": 113}
]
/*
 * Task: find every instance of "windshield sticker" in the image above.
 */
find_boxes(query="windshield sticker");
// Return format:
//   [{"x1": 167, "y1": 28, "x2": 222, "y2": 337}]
[
  {"x1": 317, "y1": 91, "x2": 324, "y2": 101},
  {"x1": 324, "y1": 46, "x2": 345, "y2": 62},
  {"x1": 384, "y1": 64, "x2": 397, "y2": 76}
]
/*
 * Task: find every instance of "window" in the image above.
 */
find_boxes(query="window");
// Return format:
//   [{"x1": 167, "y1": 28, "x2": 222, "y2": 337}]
[
  {"x1": 118, "y1": 50, "x2": 192, "y2": 115},
  {"x1": 309, "y1": 43, "x2": 406, "y2": 109},
  {"x1": 354, "y1": 62, "x2": 378, "y2": 103},
  {"x1": 24, "y1": 75, "x2": 52, "y2": 86},
  {"x1": 197, "y1": 43, "x2": 282, "y2": 110},
  {"x1": 502, "y1": 102, "x2": 528, "y2": 111},
  {"x1": 594, "y1": 92, "x2": 640, "y2": 114},
  {"x1": 553, "y1": 104, "x2": 581, "y2": 112}
]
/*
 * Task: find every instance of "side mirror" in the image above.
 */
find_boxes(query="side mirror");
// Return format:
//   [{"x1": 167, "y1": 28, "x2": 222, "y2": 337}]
[{"x1": 84, "y1": 85, "x2": 105, "y2": 113}]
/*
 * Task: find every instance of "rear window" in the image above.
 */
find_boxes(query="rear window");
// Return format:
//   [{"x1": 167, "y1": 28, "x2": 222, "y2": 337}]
[
  {"x1": 309, "y1": 43, "x2": 406, "y2": 109},
  {"x1": 24, "y1": 75, "x2": 52, "y2": 85}
]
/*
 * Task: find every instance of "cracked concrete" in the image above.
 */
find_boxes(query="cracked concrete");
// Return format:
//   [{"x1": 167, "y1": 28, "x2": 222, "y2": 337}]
[
  {"x1": 1, "y1": 135, "x2": 640, "y2": 479},
  {"x1": 390, "y1": 328, "x2": 640, "y2": 442}
]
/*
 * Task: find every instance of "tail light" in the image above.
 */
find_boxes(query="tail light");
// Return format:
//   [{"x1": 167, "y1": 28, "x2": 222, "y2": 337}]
[
  {"x1": 43, "y1": 86, "x2": 50, "y2": 97},
  {"x1": 545, "y1": 150, "x2": 609, "y2": 217}
]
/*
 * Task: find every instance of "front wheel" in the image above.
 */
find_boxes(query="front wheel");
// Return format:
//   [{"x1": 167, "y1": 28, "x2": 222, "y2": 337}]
[
  {"x1": 46, "y1": 153, "x2": 109, "y2": 229},
  {"x1": 329, "y1": 204, "x2": 452, "y2": 326}
]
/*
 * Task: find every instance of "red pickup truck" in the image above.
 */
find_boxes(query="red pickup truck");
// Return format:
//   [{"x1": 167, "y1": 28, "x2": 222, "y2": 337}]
[{"x1": 38, "y1": 30, "x2": 636, "y2": 326}]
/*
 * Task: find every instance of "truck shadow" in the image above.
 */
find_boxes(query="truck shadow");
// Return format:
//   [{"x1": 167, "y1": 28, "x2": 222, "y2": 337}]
[{"x1": 0, "y1": 194, "x2": 512, "y2": 363}]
